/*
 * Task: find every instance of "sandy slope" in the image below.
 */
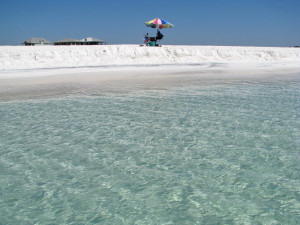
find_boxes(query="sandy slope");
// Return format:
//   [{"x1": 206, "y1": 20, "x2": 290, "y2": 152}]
[{"x1": 0, "y1": 45, "x2": 299, "y2": 74}]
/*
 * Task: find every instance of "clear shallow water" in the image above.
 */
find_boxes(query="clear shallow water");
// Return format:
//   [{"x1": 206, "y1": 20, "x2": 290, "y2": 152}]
[{"x1": 0, "y1": 77, "x2": 299, "y2": 224}]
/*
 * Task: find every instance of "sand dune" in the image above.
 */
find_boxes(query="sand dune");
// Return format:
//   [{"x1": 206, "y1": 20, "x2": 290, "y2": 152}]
[{"x1": 1, "y1": 45, "x2": 299, "y2": 74}]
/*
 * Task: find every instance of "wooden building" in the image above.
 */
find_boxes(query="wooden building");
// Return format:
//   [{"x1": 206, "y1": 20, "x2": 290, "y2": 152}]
[
  {"x1": 54, "y1": 37, "x2": 106, "y2": 46},
  {"x1": 53, "y1": 38, "x2": 81, "y2": 46},
  {"x1": 23, "y1": 38, "x2": 51, "y2": 46},
  {"x1": 80, "y1": 37, "x2": 106, "y2": 45}
]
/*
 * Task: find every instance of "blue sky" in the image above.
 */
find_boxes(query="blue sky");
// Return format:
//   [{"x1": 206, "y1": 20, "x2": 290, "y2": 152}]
[{"x1": 1, "y1": 0, "x2": 299, "y2": 46}]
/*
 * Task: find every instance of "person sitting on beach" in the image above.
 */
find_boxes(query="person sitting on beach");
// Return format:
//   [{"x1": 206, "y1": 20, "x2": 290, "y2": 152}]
[{"x1": 144, "y1": 33, "x2": 150, "y2": 45}]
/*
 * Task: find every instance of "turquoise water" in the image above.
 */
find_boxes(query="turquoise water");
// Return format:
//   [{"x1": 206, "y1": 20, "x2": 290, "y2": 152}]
[{"x1": 0, "y1": 76, "x2": 300, "y2": 224}]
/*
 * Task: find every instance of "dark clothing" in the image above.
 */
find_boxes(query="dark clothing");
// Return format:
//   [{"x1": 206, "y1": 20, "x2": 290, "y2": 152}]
[{"x1": 156, "y1": 30, "x2": 164, "y2": 40}]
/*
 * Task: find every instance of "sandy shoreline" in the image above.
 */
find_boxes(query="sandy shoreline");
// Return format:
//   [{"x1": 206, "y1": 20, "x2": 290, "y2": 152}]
[
  {"x1": 1, "y1": 45, "x2": 299, "y2": 101},
  {"x1": 1, "y1": 64, "x2": 300, "y2": 101}
]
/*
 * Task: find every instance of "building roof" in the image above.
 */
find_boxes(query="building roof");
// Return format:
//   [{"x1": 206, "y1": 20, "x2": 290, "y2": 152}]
[
  {"x1": 24, "y1": 38, "x2": 51, "y2": 44},
  {"x1": 80, "y1": 37, "x2": 105, "y2": 43},
  {"x1": 53, "y1": 38, "x2": 80, "y2": 43}
]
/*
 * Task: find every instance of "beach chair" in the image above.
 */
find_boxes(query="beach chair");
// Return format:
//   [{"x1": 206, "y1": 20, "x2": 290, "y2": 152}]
[{"x1": 148, "y1": 37, "x2": 161, "y2": 47}]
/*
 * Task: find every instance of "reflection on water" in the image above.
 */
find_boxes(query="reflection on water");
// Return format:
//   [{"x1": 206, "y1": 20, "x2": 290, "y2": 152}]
[{"x1": 0, "y1": 73, "x2": 299, "y2": 224}]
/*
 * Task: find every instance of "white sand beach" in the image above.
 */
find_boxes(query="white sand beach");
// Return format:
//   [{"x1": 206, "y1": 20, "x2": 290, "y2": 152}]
[{"x1": 1, "y1": 45, "x2": 300, "y2": 100}]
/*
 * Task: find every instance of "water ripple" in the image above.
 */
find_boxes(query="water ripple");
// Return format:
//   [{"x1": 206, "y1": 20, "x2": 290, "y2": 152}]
[{"x1": 0, "y1": 79, "x2": 299, "y2": 224}]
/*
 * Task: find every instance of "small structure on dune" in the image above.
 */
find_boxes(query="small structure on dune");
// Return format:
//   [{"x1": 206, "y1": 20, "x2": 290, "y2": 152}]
[
  {"x1": 80, "y1": 37, "x2": 106, "y2": 45},
  {"x1": 23, "y1": 38, "x2": 51, "y2": 46},
  {"x1": 53, "y1": 38, "x2": 81, "y2": 46},
  {"x1": 54, "y1": 37, "x2": 106, "y2": 46}
]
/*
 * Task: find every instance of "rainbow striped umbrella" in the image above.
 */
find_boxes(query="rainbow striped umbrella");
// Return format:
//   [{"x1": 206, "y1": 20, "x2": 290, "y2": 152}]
[{"x1": 145, "y1": 18, "x2": 174, "y2": 29}]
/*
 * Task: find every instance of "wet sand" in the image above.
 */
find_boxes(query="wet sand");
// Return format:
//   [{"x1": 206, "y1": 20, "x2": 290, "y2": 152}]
[{"x1": 1, "y1": 65, "x2": 300, "y2": 101}]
